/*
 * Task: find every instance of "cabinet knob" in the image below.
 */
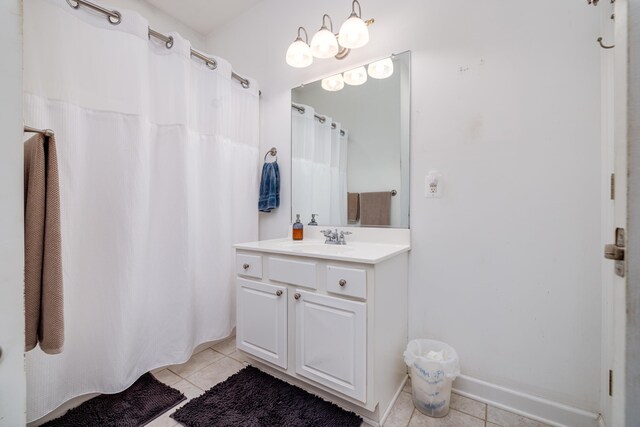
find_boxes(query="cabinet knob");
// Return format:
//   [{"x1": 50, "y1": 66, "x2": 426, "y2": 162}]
[
  {"x1": 243, "y1": 263, "x2": 250, "y2": 270},
  {"x1": 339, "y1": 279, "x2": 347, "y2": 287},
  {"x1": 276, "y1": 290, "x2": 283, "y2": 297},
  {"x1": 294, "y1": 293, "x2": 301, "y2": 300}
]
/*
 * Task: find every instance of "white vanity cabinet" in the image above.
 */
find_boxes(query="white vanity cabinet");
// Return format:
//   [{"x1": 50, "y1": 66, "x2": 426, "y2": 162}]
[{"x1": 234, "y1": 234, "x2": 410, "y2": 426}]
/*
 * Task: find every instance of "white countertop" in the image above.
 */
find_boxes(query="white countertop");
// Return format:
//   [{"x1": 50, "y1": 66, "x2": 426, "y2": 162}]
[{"x1": 234, "y1": 237, "x2": 410, "y2": 264}]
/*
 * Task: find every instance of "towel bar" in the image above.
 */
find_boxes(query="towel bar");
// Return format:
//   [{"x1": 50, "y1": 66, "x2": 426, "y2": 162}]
[{"x1": 24, "y1": 125, "x2": 54, "y2": 137}]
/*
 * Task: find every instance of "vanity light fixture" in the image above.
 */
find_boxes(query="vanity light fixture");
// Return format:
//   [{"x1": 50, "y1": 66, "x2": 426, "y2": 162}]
[
  {"x1": 367, "y1": 57, "x2": 393, "y2": 79},
  {"x1": 286, "y1": 27, "x2": 313, "y2": 68},
  {"x1": 310, "y1": 15, "x2": 339, "y2": 59},
  {"x1": 321, "y1": 74, "x2": 345, "y2": 91},
  {"x1": 343, "y1": 66, "x2": 368, "y2": 86},
  {"x1": 286, "y1": 1, "x2": 374, "y2": 67},
  {"x1": 338, "y1": 0, "x2": 369, "y2": 49}
]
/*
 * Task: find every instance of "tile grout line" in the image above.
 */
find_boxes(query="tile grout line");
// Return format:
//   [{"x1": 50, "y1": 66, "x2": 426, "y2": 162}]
[
  {"x1": 178, "y1": 355, "x2": 230, "y2": 382},
  {"x1": 406, "y1": 407, "x2": 415, "y2": 427},
  {"x1": 168, "y1": 349, "x2": 227, "y2": 378},
  {"x1": 180, "y1": 375, "x2": 207, "y2": 392}
]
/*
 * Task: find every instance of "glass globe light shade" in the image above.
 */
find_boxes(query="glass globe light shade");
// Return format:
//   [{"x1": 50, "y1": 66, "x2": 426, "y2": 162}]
[
  {"x1": 286, "y1": 38, "x2": 313, "y2": 68},
  {"x1": 367, "y1": 57, "x2": 394, "y2": 79},
  {"x1": 338, "y1": 15, "x2": 369, "y2": 49},
  {"x1": 343, "y1": 66, "x2": 368, "y2": 86},
  {"x1": 310, "y1": 28, "x2": 339, "y2": 59},
  {"x1": 322, "y1": 74, "x2": 345, "y2": 91}
]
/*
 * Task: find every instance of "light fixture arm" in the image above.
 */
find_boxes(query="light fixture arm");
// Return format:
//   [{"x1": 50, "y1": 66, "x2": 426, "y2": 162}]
[
  {"x1": 351, "y1": 0, "x2": 363, "y2": 18},
  {"x1": 296, "y1": 26, "x2": 309, "y2": 43},
  {"x1": 335, "y1": 47, "x2": 350, "y2": 60},
  {"x1": 321, "y1": 14, "x2": 334, "y2": 32}
]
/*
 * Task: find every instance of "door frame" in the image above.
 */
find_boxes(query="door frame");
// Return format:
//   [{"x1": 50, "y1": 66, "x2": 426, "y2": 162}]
[
  {"x1": 625, "y1": 0, "x2": 640, "y2": 424},
  {"x1": 600, "y1": 0, "x2": 616, "y2": 424}
]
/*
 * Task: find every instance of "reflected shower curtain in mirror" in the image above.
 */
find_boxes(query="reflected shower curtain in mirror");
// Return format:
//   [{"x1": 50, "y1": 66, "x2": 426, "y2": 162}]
[
  {"x1": 23, "y1": 0, "x2": 259, "y2": 421},
  {"x1": 292, "y1": 104, "x2": 348, "y2": 225},
  {"x1": 330, "y1": 125, "x2": 348, "y2": 226}
]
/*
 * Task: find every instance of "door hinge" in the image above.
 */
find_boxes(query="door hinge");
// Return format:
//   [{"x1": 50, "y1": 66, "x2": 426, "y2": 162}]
[
  {"x1": 604, "y1": 228, "x2": 626, "y2": 277},
  {"x1": 609, "y1": 369, "x2": 613, "y2": 396},
  {"x1": 610, "y1": 173, "x2": 615, "y2": 200}
]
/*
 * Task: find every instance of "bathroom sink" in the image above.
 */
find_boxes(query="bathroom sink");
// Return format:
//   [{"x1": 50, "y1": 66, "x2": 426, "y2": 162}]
[
  {"x1": 277, "y1": 241, "x2": 355, "y2": 255},
  {"x1": 235, "y1": 234, "x2": 410, "y2": 264}
]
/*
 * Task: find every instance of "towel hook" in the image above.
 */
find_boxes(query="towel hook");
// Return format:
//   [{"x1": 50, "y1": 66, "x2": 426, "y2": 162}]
[
  {"x1": 264, "y1": 147, "x2": 277, "y2": 162},
  {"x1": 597, "y1": 37, "x2": 615, "y2": 49}
]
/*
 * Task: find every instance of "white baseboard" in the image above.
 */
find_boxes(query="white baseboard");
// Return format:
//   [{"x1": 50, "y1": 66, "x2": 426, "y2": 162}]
[
  {"x1": 452, "y1": 375, "x2": 600, "y2": 427},
  {"x1": 379, "y1": 375, "x2": 409, "y2": 426}
]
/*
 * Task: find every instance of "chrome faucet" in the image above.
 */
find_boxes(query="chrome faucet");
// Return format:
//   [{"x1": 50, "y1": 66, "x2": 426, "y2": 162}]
[
  {"x1": 338, "y1": 230, "x2": 352, "y2": 245},
  {"x1": 320, "y1": 229, "x2": 352, "y2": 245}
]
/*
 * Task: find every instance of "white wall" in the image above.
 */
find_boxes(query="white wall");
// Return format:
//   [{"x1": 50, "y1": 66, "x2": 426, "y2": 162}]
[
  {"x1": 207, "y1": 0, "x2": 602, "y2": 418},
  {"x1": 0, "y1": 1, "x2": 26, "y2": 425}
]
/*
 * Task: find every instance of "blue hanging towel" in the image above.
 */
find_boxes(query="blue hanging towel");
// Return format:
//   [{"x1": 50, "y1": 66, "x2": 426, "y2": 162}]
[{"x1": 259, "y1": 161, "x2": 280, "y2": 212}]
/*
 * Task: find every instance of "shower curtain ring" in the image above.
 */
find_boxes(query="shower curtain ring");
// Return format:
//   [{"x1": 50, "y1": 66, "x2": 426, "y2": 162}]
[
  {"x1": 108, "y1": 10, "x2": 121, "y2": 25},
  {"x1": 66, "y1": 0, "x2": 121, "y2": 25}
]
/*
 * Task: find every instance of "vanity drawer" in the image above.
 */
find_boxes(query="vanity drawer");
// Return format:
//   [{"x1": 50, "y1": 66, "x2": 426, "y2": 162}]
[
  {"x1": 269, "y1": 257, "x2": 317, "y2": 289},
  {"x1": 326, "y1": 265, "x2": 367, "y2": 300},
  {"x1": 236, "y1": 253, "x2": 263, "y2": 279}
]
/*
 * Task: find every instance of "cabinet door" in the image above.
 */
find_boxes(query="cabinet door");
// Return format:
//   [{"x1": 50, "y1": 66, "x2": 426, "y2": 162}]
[
  {"x1": 237, "y1": 279, "x2": 287, "y2": 369},
  {"x1": 294, "y1": 290, "x2": 366, "y2": 402}
]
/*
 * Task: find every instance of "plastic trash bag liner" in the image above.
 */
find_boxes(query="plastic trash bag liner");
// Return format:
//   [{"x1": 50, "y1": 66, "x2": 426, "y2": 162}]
[{"x1": 403, "y1": 339, "x2": 460, "y2": 417}]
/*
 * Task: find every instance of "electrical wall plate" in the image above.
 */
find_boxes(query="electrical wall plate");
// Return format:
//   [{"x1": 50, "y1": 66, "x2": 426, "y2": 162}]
[{"x1": 425, "y1": 171, "x2": 442, "y2": 198}]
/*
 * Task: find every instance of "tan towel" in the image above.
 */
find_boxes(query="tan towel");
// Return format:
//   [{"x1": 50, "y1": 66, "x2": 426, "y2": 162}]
[
  {"x1": 360, "y1": 192, "x2": 391, "y2": 226},
  {"x1": 348, "y1": 192, "x2": 360, "y2": 223},
  {"x1": 24, "y1": 134, "x2": 64, "y2": 354}
]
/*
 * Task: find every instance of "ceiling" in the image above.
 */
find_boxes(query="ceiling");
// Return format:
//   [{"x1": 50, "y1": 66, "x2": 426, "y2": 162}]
[{"x1": 144, "y1": 0, "x2": 263, "y2": 36}]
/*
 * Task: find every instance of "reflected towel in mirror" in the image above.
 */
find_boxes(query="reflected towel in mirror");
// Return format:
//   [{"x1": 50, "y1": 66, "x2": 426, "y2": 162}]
[{"x1": 360, "y1": 191, "x2": 391, "y2": 226}]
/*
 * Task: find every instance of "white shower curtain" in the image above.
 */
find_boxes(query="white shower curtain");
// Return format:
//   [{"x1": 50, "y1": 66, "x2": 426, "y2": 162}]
[
  {"x1": 291, "y1": 105, "x2": 348, "y2": 226},
  {"x1": 23, "y1": 0, "x2": 259, "y2": 421}
]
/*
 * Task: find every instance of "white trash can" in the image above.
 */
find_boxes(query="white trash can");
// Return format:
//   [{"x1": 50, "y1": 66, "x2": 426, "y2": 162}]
[{"x1": 403, "y1": 339, "x2": 460, "y2": 418}]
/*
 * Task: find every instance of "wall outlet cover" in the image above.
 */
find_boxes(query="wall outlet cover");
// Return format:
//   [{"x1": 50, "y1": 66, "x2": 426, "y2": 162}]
[{"x1": 425, "y1": 171, "x2": 442, "y2": 198}]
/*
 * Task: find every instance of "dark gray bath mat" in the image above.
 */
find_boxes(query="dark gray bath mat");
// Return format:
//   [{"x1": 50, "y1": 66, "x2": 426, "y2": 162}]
[
  {"x1": 41, "y1": 372, "x2": 186, "y2": 426},
  {"x1": 171, "y1": 366, "x2": 362, "y2": 426}
]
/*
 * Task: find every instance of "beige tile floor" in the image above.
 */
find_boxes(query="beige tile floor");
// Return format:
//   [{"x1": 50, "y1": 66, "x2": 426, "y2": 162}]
[
  {"x1": 146, "y1": 337, "x2": 250, "y2": 427},
  {"x1": 147, "y1": 337, "x2": 552, "y2": 427},
  {"x1": 386, "y1": 379, "x2": 553, "y2": 427}
]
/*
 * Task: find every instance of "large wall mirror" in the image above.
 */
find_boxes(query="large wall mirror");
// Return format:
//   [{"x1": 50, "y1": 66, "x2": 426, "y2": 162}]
[{"x1": 291, "y1": 51, "x2": 410, "y2": 229}]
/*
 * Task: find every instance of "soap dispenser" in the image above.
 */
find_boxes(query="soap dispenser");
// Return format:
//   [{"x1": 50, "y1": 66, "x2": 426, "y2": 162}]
[
  {"x1": 293, "y1": 214, "x2": 304, "y2": 240},
  {"x1": 308, "y1": 214, "x2": 319, "y2": 226}
]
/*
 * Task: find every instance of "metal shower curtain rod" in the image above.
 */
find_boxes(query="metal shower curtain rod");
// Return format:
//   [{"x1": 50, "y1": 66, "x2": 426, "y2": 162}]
[
  {"x1": 65, "y1": 0, "x2": 252, "y2": 89},
  {"x1": 291, "y1": 104, "x2": 346, "y2": 137}
]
